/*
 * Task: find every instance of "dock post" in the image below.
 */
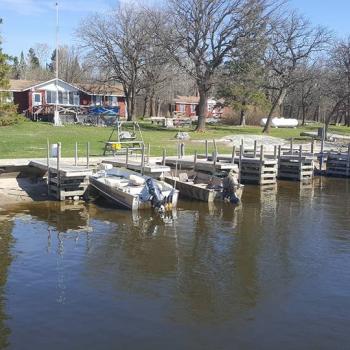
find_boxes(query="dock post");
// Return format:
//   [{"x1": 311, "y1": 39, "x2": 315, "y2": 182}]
[
  {"x1": 57, "y1": 142, "x2": 61, "y2": 200},
  {"x1": 260, "y1": 145, "x2": 264, "y2": 162},
  {"x1": 47, "y1": 139, "x2": 50, "y2": 196},
  {"x1": 253, "y1": 140, "x2": 257, "y2": 158},
  {"x1": 241, "y1": 139, "x2": 244, "y2": 156},
  {"x1": 274, "y1": 145, "x2": 277, "y2": 160},
  {"x1": 311, "y1": 138, "x2": 315, "y2": 155},
  {"x1": 212, "y1": 151, "x2": 217, "y2": 173},
  {"x1": 126, "y1": 147, "x2": 129, "y2": 168},
  {"x1": 147, "y1": 143, "x2": 151, "y2": 164},
  {"x1": 320, "y1": 138, "x2": 324, "y2": 173},
  {"x1": 347, "y1": 144, "x2": 350, "y2": 176},
  {"x1": 86, "y1": 142, "x2": 90, "y2": 169},
  {"x1": 290, "y1": 138, "x2": 294, "y2": 155},
  {"x1": 141, "y1": 144, "x2": 145, "y2": 175},
  {"x1": 299, "y1": 145, "x2": 303, "y2": 180},
  {"x1": 194, "y1": 150, "x2": 198, "y2": 170},
  {"x1": 180, "y1": 143, "x2": 185, "y2": 158},
  {"x1": 231, "y1": 145, "x2": 236, "y2": 163},
  {"x1": 278, "y1": 145, "x2": 281, "y2": 160},
  {"x1": 239, "y1": 144, "x2": 243, "y2": 183},
  {"x1": 75, "y1": 142, "x2": 78, "y2": 166},
  {"x1": 205, "y1": 140, "x2": 208, "y2": 159},
  {"x1": 213, "y1": 139, "x2": 218, "y2": 156},
  {"x1": 162, "y1": 148, "x2": 166, "y2": 166}
]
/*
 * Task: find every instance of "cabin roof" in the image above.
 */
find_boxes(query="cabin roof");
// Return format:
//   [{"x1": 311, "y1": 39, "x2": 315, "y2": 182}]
[
  {"x1": 173, "y1": 95, "x2": 200, "y2": 104},
  {"x1": 3, "y1": 78, "x2": 124, "y2": 96}
]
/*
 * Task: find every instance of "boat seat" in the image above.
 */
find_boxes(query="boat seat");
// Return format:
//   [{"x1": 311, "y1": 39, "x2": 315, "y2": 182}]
[{"x1": 179, "y1": 173, "x2": 188, "y2": 182}]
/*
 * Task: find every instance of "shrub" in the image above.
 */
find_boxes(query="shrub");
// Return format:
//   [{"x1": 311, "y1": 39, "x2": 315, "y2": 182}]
[{"x1": 0, "y1": 103, "x2": 26, "y2": 126}]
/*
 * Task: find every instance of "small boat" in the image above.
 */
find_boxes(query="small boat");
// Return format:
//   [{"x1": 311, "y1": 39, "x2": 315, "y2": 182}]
[
  {"x1": 164, "y1": 170, "x2": 244, "y2": 204},
  {"x1": 90, "y1": 166, "x2": 179, "y2": 211}
]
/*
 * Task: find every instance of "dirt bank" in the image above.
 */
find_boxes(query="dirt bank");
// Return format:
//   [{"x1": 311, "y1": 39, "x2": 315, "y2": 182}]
[{"x1": 0, "y1": 177, "x2": 48, "y2": 206}]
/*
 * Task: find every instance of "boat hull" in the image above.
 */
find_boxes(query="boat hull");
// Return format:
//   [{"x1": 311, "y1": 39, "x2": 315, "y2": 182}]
[{"x1": 164, "y1": 176, "x2": 243, "y2": 203}]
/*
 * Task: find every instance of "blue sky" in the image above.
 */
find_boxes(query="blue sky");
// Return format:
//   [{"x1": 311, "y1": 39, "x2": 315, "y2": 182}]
[{"x1": 1, "y1": 0, "x2": 350, "y2": 59}]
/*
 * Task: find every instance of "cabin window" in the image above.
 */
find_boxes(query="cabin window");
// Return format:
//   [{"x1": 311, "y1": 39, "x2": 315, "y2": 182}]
[
  {"x1": 46, "y1": 91, "x2": 53, "y2": 103},
  {"x1": 34, "y1": 93, "x2": 41, "y2": 103},
  {"x1": 58, "y1": 91, "x2": 63, "y2": 104},
  {"x1": 95, "y1": 95, "x2": 102, "y2": 105},
  {"x1": 74, "y1": 93, "x2": 80, "y2": 106},
  {"x1": 62, "y1": 92, "x2": 68, "y2": 105},
  {"x1": 69, "y1": 92, "x2": 74, "y2": 105},
  {"x1": 190, "y1": 104, "x2": 196, "y2": 113},
  {"x1": 179, "y1": 104, "x2": 185, "y2": 112},
  {"x1": 108, "y1": 96, "x2": 118, "y2": 106}
]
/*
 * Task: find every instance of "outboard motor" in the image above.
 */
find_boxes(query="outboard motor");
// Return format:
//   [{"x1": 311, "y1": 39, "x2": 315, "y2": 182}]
[{"x1": 146, "y1": 178, "x2": 165, "y2": 213}]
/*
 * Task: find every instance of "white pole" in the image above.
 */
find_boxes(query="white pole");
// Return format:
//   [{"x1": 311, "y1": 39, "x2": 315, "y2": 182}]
[{"x1": 53, "y1": 2, "x2": 61, "y2": 126}]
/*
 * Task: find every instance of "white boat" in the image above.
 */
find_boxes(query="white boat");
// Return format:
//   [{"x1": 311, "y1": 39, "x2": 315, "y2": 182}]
[
  {"x1": 260, "y1": 117, "x2": 299, "y2": 128},
  {"x1": 164, "y1": 170, "x2": 244, "y2": 204},
  {"x1": 90, "y1": 167, "x2": 179, "y2": 211}
]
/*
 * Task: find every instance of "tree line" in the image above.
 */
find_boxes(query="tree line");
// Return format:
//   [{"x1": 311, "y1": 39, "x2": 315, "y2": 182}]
[{"x1": 2, "y1": 1, "x2": 350, "y2": 132}]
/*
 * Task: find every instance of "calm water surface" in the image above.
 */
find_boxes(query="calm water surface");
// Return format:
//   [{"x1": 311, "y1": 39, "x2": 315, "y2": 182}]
[{"x1": 0, "y1": 177, "x2": 349, "y2": 349}]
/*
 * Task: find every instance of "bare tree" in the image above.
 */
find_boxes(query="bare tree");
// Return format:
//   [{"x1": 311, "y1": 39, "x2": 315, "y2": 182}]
[
  {"x1": 152, "y1": 0, "x2": 276, "y2": 131},
  {"x1": 262, "y1": 12, "x2": 330, "y2": 132},
  {"x1": 78, "y1": 4, "x2": 152, "y2": 121}
]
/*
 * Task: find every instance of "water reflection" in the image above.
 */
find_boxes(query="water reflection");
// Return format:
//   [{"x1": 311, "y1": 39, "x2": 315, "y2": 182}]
[
  {"x1": 0, "y1": 215, "x2": 14, "y2": 348},
  {"x1": 0, "y1": 178, "x2": 349, "y2": 349}
]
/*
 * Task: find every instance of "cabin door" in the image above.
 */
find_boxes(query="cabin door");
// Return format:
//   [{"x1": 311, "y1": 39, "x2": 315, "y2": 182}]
[{"x1": 32, "y1": 92, "x2": 42, "y2": 106}]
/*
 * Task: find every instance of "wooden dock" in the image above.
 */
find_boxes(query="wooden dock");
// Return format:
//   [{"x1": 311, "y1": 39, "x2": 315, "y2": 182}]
[
  {"x1": 326, "y1": 148, "x2": 350, "y2": 177},
  {"x1": 30, "y1": 160, "x2": 92, "y2": 201},
  {"x1": 163, "y1": 155, "x2": 238, "y2": 173},
  {"x1": 102, "y1": 158, "x2": 170, "y2": 176}
]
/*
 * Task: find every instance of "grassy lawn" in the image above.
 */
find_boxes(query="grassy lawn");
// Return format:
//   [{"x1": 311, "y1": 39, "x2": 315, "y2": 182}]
[{"x1": 0, "y1": 120, "x2": 349, "y2": 159}]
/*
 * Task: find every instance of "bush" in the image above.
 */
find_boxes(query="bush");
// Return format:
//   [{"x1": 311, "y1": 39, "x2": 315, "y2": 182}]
[{"x1": 0, "y1": 104, "x2": 26, "y2": 126}]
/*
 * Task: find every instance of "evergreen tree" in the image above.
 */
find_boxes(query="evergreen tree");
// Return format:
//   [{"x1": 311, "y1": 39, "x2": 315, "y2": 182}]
[
  {"x1": 0, "y1": 18, "x2": 10, "y2": 104},
  {"x1": 19, "y1": 51, "x2": 27, "y2": 79},
  {"x1": 27, "y1": 48, "x2": 40, "y2": 70},
  {"x1": 11, "y1": 56, "x2": 21, "y2": 79}
]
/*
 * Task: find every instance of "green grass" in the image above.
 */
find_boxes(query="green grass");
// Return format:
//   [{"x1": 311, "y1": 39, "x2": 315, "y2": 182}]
[{"x1": 0, "y1": 120, "x2": 349, "y2": 159}]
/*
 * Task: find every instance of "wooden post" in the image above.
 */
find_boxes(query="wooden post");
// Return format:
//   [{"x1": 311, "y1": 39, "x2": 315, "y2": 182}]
[
  {"x1": 75, "y1": 142, "x2": 78, "y2": 166},
  {"x1": 86, "y1": 142, "x2": 90, "y2": 169},
  {"x1": 205, "y1": 140, "x2": 208, "y2": 159},
  {"x1": 260, "y1": 145, "x2": 264, "y2": 162},
  {"x1": 141, "y1": 144, "x2": 145, "y2": 175},
  {"x1": 274, "y1": 145, "x2": 277, "y2": 160},
  {"x1": 253, "y1": 140, "x2": 257, "y2": 158},
  {"x1": 147, "y1": 143, "x2": 151, "y2": 164},
  {"x1": 320, "y1": 138, "x2": 324, "y2": 172},
  {"x1": 47, "y1": 139, "x2": 50, "y2": 196},
  {"x1": 213, "y1": 139, "x2": 218, "y2": 156},
  {"x1": 241, "y1": 139, "x2": 244, "y2": 156},
  {"x1": 180, "y1": 143, "x2": 185, "y2": 158},
  {"x1": 299, "y1": 144, "x2": 303, "y2": 180},
  {"x1": 57, "y1": 142, "x2": 61, "y2": 200},
  {"x1": 162, "y1": 148, "x2": 166, "y2": 166},
  {"x1": 290, "y1": 138, "x2": 294, "y2": 155},
  {"x1": 278, "y1": 145, "x2": 281, "y2": 160},
  {"x1": 125, "y1": 147, "x2": 129, "y2": 168},
  {"x1": 311, "y1": 138, "x2": 315, "y2": 155},
  {"x1": 212, "y1": 151, "x2": 217, "y2": 173},
  {"x1": 194, "y1": 150, "x2": 198, "y2": 170},
  {"x1": 239, "y1": 144, "x2": 243, "y2": 183},
  {"x1": 231, "y1": 145, "x2": 236, "y2": 163},
  {"x1": 347, "y1": 144, "x2": 350, "y2": 176}
]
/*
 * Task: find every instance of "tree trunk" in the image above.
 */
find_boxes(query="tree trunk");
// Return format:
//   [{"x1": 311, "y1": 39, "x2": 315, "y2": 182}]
[
  {"x1": 150, "y1": 96, "x2": 156, "y2": 117},
  {"x1": 239, "y1": 105, "x2": 246, "y2": 126},
  {"x1": 301, "y1": 105, "x2": 306, "y2": 126},
  {"x1": 156, "y1": 98, "x2": 161, "y2": 117},
  {"x1": 143, "y1": 96, "x2": 150, "y2": 118},
  {"x1": 195, "y1": 89, "x2": 208, "y2": 131},
  {"x1": 263, "y1": 88, "x2": 286, "y2": 133}
]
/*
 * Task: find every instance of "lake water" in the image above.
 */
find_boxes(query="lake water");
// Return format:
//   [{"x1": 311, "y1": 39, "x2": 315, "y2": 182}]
[{"x1": 0, "y1": 177, "x2": 349, "y2": 349}]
